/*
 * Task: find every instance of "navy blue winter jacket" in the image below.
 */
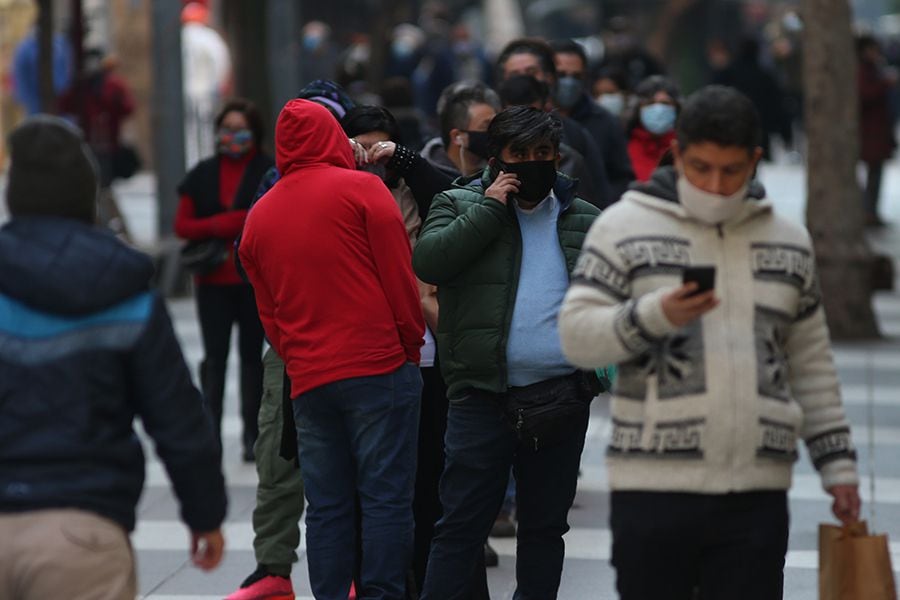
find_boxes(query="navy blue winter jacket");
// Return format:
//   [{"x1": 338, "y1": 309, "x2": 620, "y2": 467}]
[{"x1": 0, "y1": 217, "x2": 227, "y2": 532}]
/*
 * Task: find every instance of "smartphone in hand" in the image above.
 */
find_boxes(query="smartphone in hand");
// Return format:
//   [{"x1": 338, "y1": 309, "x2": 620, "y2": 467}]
[{"x1": 683, "y1": 266, "x2": 716, "y2": 297}]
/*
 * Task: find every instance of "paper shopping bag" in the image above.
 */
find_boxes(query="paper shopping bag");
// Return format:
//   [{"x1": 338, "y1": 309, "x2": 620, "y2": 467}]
[{"x1": 819, "y1": 521, "x2": 897, "y2": 600}]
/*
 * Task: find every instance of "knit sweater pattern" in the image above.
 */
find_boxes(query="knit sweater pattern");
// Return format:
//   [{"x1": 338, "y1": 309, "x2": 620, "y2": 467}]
[{"x1": 559, "y1": 170, "x2": 859, "y2": 493}]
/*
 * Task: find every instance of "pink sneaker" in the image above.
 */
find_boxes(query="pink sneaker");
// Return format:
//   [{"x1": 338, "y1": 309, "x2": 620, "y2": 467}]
[
  {"x1": 349, "y1": 581, "x2": 357, "y2": 600},
  {"x1": 225, "y1": 572, "x2": 294, "y2": 600}
]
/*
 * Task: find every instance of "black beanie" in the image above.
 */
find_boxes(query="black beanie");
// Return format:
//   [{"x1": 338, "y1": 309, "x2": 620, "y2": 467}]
[{"x1": 6, "y1": 115, "x2": 98, "y2": 223}]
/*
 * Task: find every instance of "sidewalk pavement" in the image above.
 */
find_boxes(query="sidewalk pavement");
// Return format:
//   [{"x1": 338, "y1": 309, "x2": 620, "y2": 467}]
[{"x1": 1, "y1": 162, "x2": 899, "y2": 598}]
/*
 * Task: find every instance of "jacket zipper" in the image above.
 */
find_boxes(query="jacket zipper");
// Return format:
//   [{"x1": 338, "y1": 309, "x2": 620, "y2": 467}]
[{"x1": 716, "y1": 222, "x2": 738, "y2": 488}]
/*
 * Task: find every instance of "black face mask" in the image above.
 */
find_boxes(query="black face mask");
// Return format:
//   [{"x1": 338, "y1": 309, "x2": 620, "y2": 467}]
[
  {"x1": 494, "y1": 159, "x2": 557, "y2": 204},
  {"x1": 463, "y1": 130, "x2": 490, "y2": 160}
]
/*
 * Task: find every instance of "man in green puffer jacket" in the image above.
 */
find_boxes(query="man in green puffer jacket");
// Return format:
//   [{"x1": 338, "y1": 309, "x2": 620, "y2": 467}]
[{"x1": 413, "y1": 106, "x2": 599, "y2": 600}]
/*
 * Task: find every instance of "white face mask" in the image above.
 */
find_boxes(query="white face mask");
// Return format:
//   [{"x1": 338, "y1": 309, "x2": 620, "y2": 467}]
[
  {"x1": 596, "y1": 93, "x2": 626, "y2": 117},
  {"x1": 676, "y1": 172, "x2": 749, "y2": 225}
]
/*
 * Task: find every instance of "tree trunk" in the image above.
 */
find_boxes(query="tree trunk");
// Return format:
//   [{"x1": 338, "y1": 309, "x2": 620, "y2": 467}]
[
  {"x1": 802, "y1": 0, "x2": 880, "y2": 339},
  {"x1": 36, "y1": 0, "x2": 55, "y2": 113}
]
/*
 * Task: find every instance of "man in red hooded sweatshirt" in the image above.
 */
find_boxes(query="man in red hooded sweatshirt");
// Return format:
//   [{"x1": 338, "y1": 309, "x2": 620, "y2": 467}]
[{"x1": 239, "y1": 99, "x2": 424, "y2": 600}]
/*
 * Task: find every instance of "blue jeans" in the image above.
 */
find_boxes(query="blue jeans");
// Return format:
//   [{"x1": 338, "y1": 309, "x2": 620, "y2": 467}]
[
  {"x1": 420, "y1": 385, "x2": 589, "y2": 600},
  {"x1": 292, "y1": 363, "x2": 422, "y2": 600}
]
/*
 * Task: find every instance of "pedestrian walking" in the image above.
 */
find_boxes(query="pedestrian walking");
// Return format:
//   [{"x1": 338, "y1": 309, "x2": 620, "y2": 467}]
[
  {"x1": 175, "y1": 97, "x2": 274, "y2": 461},
  {"x1": 857, "y1": 34, "x2": 897, "y2": 227},
  {"x1": 59, "y1": 49, "x2": 136, "y2": 238},
  {"x1": 559, "y1": 85, "x2": 861, "y2": 600},
  {"x1": 0, "y1": 116, "x2": 227, "y2": 600}
]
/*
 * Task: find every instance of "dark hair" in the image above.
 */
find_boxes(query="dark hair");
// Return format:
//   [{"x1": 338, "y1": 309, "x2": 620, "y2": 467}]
[
  {"x1": 550, "y1": 39, "x2": 588, "y2": 73},
  {"x1": 496, "y1": 38, "x2": 557, "y2": 81},
  {"x1": 215, "y1": 98, "x2": 265, "y2": 145},
  {"x1": 634, "y1": 75, "x2": 680, "y2": 103},
  {"x1": 591, "y1": 65, "x2": 629, "y2": 93},
  {"x1": 627, "y1": 75, "x2": 682, "y2": 133},
  {"x1": 497, "y1": 74, "x2": 550, "y2": 108},
  {"x1": 437, "y1": 81, "x2": 501, "y2": 147},
  {"x1": 380, "y1": 77, "x2": 415, "y2": 108},
  {"x1": 341, "y1": 105, "x2": 402, "y2": 143},
  {"x1": 856, "y1": 34, "x2": 880, "y2": 57},
  {"x1": 676, "y1": 85, "x2": 761, "y2": 152},
  {"x1": 487, "y1": 105, "x2": 562, "y2": 159}
]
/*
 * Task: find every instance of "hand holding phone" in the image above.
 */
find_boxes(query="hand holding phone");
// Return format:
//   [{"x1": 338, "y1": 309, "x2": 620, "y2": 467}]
[
  {"x1": 682, "y1": 266, "x2": 716, "y2": 297},
  {"x1": 661, "y1": 266, "x2": 719, "y2": 327}
]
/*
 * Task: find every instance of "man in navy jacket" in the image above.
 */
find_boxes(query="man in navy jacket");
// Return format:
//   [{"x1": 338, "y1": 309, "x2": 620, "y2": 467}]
[{"x1": 0, "y1": 116, "x2": 227, "y2": 599}]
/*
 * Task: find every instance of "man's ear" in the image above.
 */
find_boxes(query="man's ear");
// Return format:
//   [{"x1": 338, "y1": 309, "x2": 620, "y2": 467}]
[
  {"x1": 554, "y1": 152, "x2": 562, "y2": 168},
  {"x1": 449, "y1": 128, "x2": 464, "y2": 147},
  {"x1": 751, "y1": 146, "x2": 764, "y2": 168}
]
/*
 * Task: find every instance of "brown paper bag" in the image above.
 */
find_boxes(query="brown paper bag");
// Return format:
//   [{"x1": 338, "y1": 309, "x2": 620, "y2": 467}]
[{"x1": 819, "y1": 521, "x2": 897, "y2": 600}]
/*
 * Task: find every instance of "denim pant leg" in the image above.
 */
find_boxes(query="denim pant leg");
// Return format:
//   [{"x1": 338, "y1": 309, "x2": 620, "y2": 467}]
[
  {"x1": 340, "y1": 363, "x2": 423, "y2": 600},
  {"x1": 421, "y1": 394, "x2": 518, "y2": 600},
  {"x1": 513, "y1": 408, "x2": 589, "y2": 600},
  {"x1": 293, "y1": 383, "x2": 357, "y2": 600}
]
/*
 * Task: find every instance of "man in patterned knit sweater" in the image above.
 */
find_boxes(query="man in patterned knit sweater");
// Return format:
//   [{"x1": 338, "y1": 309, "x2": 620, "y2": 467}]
[{"x1": 559, "y1": 85, "x2": 860, "y2": 600}]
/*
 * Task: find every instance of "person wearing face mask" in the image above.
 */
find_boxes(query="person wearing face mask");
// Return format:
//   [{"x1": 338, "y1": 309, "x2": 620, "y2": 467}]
[
  {"x1": 413, "y1": 106, "x2": 601, "y2": 600},
  {"x1": 591, "y1": 67, "x2": 630, "y2": 125},
  {"x1": 420, "y1": 81, "x2": 501, "y2": 186},
  {"x1": 559, "y1": 86, "x2": 860, "y2": 600},
  {"x1": 626, "y1": 75, "x2": 681, "y2": 182},
  {"x1": 174, "y1": 98, "x2": 274, "y2": 463},
  {"x1": 550, "y1": 39, "x2": 636, "y2": 202}
]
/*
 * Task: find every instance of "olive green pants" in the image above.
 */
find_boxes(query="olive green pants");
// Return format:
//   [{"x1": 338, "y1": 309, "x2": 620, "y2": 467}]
[{"x1": 252, "y1": 347, "x2": 305, "y2": 576}]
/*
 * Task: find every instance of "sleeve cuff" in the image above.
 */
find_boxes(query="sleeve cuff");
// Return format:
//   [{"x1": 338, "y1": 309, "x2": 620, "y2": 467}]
[
  {"x1": 820, "y1": 459, "x2": 860, "y2": 490},
  {"x1": 634, "y1": 287, "x2": 680, "y2": 339}
]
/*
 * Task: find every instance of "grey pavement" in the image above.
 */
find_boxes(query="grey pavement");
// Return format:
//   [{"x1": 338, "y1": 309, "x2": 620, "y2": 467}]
[{"x1": 1, "y1": 162, "x2": 900, "y2": 599}]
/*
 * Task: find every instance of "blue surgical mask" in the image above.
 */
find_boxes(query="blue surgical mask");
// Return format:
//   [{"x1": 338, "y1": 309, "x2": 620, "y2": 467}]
[
  {"x1": 640, "y1": 103, "x2": 677, "y2": 135},
  {"x1": 555, "y1": 76, "x2": 584, "y2": 110},
  {"x1": 303, "y1": 34, "x2": 323, "y2": 52},
  {"x1": 596, "y1": 93, "x2": 626, "y2": 117},
  {"x1": 392, "y1": 40, "x2": 416, "y2": 60}
]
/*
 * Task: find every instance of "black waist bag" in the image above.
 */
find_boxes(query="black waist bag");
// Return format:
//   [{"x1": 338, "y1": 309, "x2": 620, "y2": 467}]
[{"x1": 502, "y1": 372, "x2": 593, "y2": 451}]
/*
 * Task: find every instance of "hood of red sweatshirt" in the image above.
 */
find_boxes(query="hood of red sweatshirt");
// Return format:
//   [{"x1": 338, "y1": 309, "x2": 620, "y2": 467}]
[{"x1": 275, "y1": 99, "x2": 355, "y2": 176}]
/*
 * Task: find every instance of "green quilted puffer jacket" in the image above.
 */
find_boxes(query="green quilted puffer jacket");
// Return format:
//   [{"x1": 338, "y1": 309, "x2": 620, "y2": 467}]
[{"x1": 413, "y1": 168, "x2": 600, "y2": 399}]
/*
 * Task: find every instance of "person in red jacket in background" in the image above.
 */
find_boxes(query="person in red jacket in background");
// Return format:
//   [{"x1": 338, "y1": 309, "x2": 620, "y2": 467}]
[
  {"x1": 626, "y1": 76, "x2": 681, "y2": 182},
  {"x1": 239, "y1": 99, "x2": 424, "y2": 600},
  {"x1": 59, "y1": 48, "x2": 136, "y2": 237},
  {"x1": 857, "y1": 34, "x2": 898, "y2": 227},
  {"x1": 175, "y1": 98, "x2": 275, "y2": 462}
]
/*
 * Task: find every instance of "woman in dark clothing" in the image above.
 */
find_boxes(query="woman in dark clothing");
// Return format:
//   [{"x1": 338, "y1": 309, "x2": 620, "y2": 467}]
[
  {"x1": 857, "y1": 35, "x2": 898, "y2": 226},
  {"x1": 175, "y1": 98, "x2": 274, "y2": 462},
  {"x1": 626, "y1": 75, "x2": 681, "y2": 182}
]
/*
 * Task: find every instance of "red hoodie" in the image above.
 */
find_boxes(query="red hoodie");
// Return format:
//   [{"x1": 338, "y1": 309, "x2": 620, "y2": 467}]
[{"x1": 238, "y1": 99, "x2": 424, "y2": 397}]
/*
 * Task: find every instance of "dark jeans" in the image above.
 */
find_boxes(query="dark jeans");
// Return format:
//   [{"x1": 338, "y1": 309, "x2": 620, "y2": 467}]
[
  {"x1": 610, "y1": 490, "x2": 789, "y2": 600},
  {"x1": 293, "y1": 362, "x2": 422, "y2": 600},
  {"x1": 413, "y1": 366, "x2": 489, "y2": 600},
  {"x1": 864, "y1": 160, "x2": 885, "y2": 220},
  {"x1": 420, "y1": 384, "x2": 589, "y2": 600},
  {"x1": 196, "y1": 283, "x2": 264, "y2": 451}
]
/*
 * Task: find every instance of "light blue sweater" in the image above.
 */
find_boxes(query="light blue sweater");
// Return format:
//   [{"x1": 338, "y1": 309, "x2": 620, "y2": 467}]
[{"x1": 506, "y1": 194, "x2": 575, "y2": 387}]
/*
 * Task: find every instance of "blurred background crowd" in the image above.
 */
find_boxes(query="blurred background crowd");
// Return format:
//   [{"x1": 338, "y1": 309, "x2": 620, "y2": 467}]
[{"x1": 0, "y1": 0, "x2": 898, "y2": 232}]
